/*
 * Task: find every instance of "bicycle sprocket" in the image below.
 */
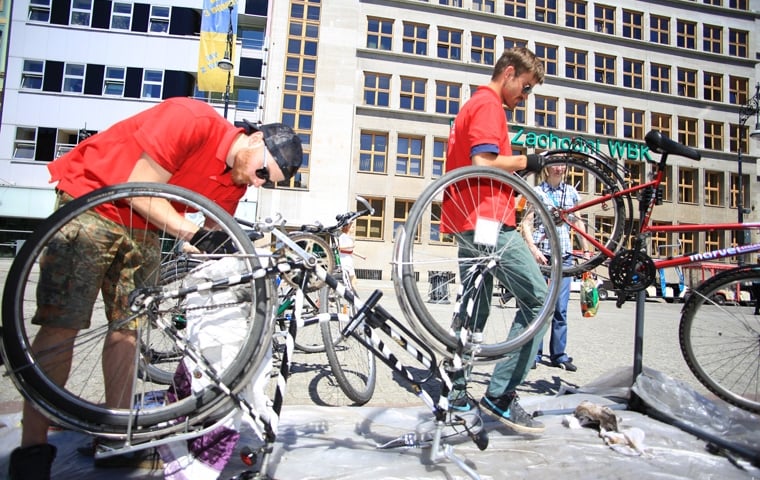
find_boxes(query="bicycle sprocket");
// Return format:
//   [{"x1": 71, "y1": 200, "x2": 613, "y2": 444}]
[{"x1": 608, "y1": 249, "x2": 656, "y2": 292}]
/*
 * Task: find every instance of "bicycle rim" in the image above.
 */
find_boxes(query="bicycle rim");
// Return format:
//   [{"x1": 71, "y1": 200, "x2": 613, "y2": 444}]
[
  {"x1": 679, "y1": 265, "x2": 760, "y2": 413},
  {"x1": 520, "y1": 151, "x2": 629, "y2": 278},
  {"x1": 320, "y1": 286, "x2": 377, "y2": 404},
  {"x1": 392, "y1": 166, "x2": 562, "y2": 361},
  {"x1": 0, "y1": 183, "x2": 273, "y2": 439}
]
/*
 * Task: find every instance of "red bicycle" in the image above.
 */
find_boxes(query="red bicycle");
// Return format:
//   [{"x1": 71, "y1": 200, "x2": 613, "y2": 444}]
[{"x1": 520, "y1": 130, "x2": 760, "y2": 413}]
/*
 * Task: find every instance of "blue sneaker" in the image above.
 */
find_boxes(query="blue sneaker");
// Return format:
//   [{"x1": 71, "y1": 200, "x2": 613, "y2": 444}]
[
  {"x1": 449, "y1": 395, "x2": 477, "y2": 413},
  {"x1": 480, "y1": 393, "x2": 544, "y2": 434}
]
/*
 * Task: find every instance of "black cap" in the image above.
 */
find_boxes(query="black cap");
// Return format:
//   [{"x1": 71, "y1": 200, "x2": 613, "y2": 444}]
[{"x1": 239, "y1": 120, "x2": 303, "y2": 181}]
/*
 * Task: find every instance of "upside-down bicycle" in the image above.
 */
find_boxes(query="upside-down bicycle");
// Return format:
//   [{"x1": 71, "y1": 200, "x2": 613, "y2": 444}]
[{"x1": 1, "y1": 167, "x2": 562, "y2": 479}]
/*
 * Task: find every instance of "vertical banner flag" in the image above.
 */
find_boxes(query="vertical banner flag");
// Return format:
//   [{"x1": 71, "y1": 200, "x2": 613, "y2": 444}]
[{"x1": 198, "y1": 0, "x2": 238, "y2": 92}]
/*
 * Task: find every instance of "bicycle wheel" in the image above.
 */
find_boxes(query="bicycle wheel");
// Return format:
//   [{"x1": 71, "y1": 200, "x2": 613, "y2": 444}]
[
  {"x1": 320, "y1": 285, "x2": 377, "y2": 404},
  {"x1": 520, "y1": 151, "x2": 630, "y2": 277},
  {"x1": 393, "y1": 166, "x2": 562, "y2": 361},
  {"x1": 679, "y1": 265, "x2": 760, "y2": 414},
  {"x1": 280, "y1": 232, "x2": 336, "y2": 293},
  {"x1": 1, "y1": 183, "x2": 274, "y2": 440},
  {"x1": 277, "y1": 284, "x2": 328, "y2": 353}
]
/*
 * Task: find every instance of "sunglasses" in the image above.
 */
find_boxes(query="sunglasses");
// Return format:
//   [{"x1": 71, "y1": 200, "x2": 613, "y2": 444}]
[{"x1": 255, "y1": 148, "x2": 270, "y2": 182}]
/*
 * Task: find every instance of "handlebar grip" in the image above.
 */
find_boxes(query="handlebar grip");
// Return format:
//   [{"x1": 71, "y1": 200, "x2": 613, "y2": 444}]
[{"x1": 645, "y1": 130, "x2": 700, "y2": 161}]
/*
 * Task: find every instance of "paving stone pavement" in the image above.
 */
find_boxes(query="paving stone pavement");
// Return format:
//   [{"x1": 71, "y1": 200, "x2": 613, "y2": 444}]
[{"x1": 0, "y1": 258, "x2": 721, "y2": 414}]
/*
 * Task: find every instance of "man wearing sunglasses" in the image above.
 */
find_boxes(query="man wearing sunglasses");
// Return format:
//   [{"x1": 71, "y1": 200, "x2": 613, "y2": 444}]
[
  {"x1": 9, "y1": 97, "x2": 302, "y2": 480},
  {"x1": 443, "y1": 47, "x2": 548, "y2": 434}
]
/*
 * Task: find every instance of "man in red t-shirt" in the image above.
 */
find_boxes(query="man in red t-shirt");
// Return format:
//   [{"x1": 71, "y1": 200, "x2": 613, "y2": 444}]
[
  {"x1": 9, "y1": 97, "x2": 303, "y2": 480},
  {"x1": 443, "y1": 48, "x2": 548, "y2": 435}
]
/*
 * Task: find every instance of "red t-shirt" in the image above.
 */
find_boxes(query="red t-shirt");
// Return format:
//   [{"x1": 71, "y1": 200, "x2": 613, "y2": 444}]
[
  {"x1": 442, "y1": 87, "x2": 515, "y2": 233},
  {"x1": 48, "y1": 98, "x2": 246, "y2": 226}
]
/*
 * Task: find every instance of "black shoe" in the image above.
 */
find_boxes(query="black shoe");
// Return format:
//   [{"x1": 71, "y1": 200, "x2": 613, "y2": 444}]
[
  {"x1": 480, "y1": 393, "x2": 545, "y2": 434},
  {"x1": 449, "y1": 395, "x2": 478, "y2": 413},
  {"x1": 9, "y1": 443, "x2": 57, "y2": 480},
  {"x1": 552, "y1": 360, "x2": 577, "y2": 372}
]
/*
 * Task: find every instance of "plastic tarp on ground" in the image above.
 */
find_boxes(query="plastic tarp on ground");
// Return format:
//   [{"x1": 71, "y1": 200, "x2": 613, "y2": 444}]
[{"x1": 1, "y1": 367, "x2": 758, "y2": 479}]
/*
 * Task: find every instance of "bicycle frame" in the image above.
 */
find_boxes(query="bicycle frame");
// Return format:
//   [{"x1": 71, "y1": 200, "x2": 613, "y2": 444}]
[{"x1": 558, "y1": 150, "x2": 760, "y2": 270}]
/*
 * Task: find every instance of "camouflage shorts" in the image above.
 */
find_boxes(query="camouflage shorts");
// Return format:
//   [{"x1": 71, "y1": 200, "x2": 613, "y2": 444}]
[{"x1": 32, "y1": 192, "x2": 161, "y2": 330}]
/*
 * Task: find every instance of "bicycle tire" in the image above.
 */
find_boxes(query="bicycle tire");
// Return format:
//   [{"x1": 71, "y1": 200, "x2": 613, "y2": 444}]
[
  {"x1": 320, "y1": 286, "x2": 377, "y2": 404},
  {"x1": 679, "y1": 265, "x2": 760, "y2": 414},
  {"x1": 277, "y1": 284, "x2": 329, "y2": 354},
  {"x1": 280, "y1": 232, "x2": 336, "y2": 293},
  {"x1": 393, "y1": 166, "x2": 562, "y2": 361},
  {"x1": 520, "y1": 151, "x2": 629, "y2": 278},
  {"x1": 1, "y1": 183, "x2": 274, "y2": 440}
]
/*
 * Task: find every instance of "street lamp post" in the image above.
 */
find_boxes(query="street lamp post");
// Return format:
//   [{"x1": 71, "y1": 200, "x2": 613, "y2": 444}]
[
  {"x1": 736, "y1": 82, "x2": 760, "y2": 265},
  {"x1": 217, "y1": 3, "x2": 235, "y2": 119}
]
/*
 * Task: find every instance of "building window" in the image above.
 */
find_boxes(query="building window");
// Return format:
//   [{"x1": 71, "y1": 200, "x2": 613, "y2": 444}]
[
  {"x1": 472, "y1": 0, "x2": 495, "y2": 13},
  {"x1": 704, "y1": 171, "x2": 724, "y2": 207},
  {"x1": 63, "y1": 63, "x2": 85, "y2": 93},
  {"x1": 503, "y1": 37, "x2": 528, "y2": 50},
  {"x1": 595, "y1": 104, "x2": 616, "y2": 136},
  {"x1": 402, "y1": 22, "x2": 428, "y2": 56},
  {"x1": 13, "y1": 127, "x2": 36, "y2": 160},
  {"x1": 621, "y1": 9, "x2": 642, "y2": 40},
  {"x1": 730, "y1": 123, "x2": 747, "y2": 155},
  {"x1": 355, "y1": 197, "x2": 385, "y2": 240},
  {"x1": 704, "y1": 231, "x2": 724, "y2": 252},
  {"x1": 623, "y1": 58, "x2": 643, "y2": 89},
  {"x1": 535, "y1": 96, "x2": 557, "y2": 128},
  {"x1": 363, "y1": 72, "x2": 390, "y2": 107},
  {"x1": 729, "y1": 173, "x2": 750, "y2": 210},
  {"x1": 149, "y1": 5, "x2": 170, "y2": 33},
  {"x1": 103, "y1": 66, "x2": 126, "y2": 96},
  {"x1": 659, "y1": 165, "x2": 673, "y2": 202},
  {"x1": 432, "y1": 138, "x2": 447, "y2": 178},
  {"x1": 29, "y1": 0, "x2": 51, "y2": 22},
  {"x1": 367, "y1": 17, "x2": 393, "y2": 50},
  {"x1": 400, "y1": 76, "x2": 426, "y2": 111},
  {"x1": 535, "y1": 44, "x2": 557, "y2": 76},
  {"x1": 678, "y1": 116, "x2": 698, "y2": 147},
  {"x1": 677, "y1": 68, "x2": 697, "y2": 98},
  {"x1": 21, "y1": 60, "x2": 44, "y2": 90},
  {"x1": 471, "y1": 32, "x2": 496, "y2": 65},
  {"x1": 703, "y1": 121, "x2": 723, "y2": 151},
  {"x1": 282, "y1": 92, "x2": 314, "y2": 131},
  {"x1": 676, "y1": 20, "x2": 696, "y2": 49},
  {"x1": 651, "y1": 112, "x2": 672, "y2": 137},
  {"x1": 237, "y1": 88, "x2": 259, "y2": 111},
  {"x1": 359, "y1": 131, "x2": 387, "y2": 173},
  {"x1": 565, "y1": 49, "x2": 587, "y2": 80},
  {"x1": 430, "y1": 201, "x2": 455, "y2": 244},
  {"x1": 439, "y1": 0, "x2": 463, "y2": 6},
  {"x1": 649, "y1": 14, "x2": 669, "y2": 45},
  {"x1": 565, "y1": 100, "x2": 587, "y2": 132},
  {"x1": 729, "y1": 0, "x2": 748, "y2": 9},
  {"x1": 729, "y1": 76, "x2": 749, "y2": 105},
  {"x1": 678, "y1": 167, "x2": 698, "y2": 204},
  {"x1": 435, "y1": 81, "x2": 460, "y2": 115},
  {"x1": 396, "y1": 135, "x2": 424, "y2": 177},
  {"x1": 703, "y1": 0, "x2": 722, "y2": 5},
  {"x1": 623, "y1": 108, "x2": 644, "y2": 140},
  {"x1": 650, "y1": 222, "x2": 671, "y2": 257},
  {"x1": 70, "y1": 0, "x2": 92, "y2": 26},
  {"x1": 111, "y1": 2, "x2": 132, "y2": 30},
  {"x1": 142, "y1": 69, "x2": 163, "y2": 98},
  {"x1": 595, "y1": 53, "x2": 615, "y2": 85},
  {"x1": 593, "y1": 4, "x2": 614, "y2": 34},
  {"x1": 679, "y1": 231, "x2": 695, "y2": 255},
  {"x1": 566, "y1": 1, "x2": 586, "y2": 30},
  {"x1": 504, "y1": 0, "x2": 527, "y2": 18},
  {"x1": 507, "y1": 103, "x2": 526, "y2": 124},
  {"x1": 703, "y1": 24, "x2": 722, "y2": 54},
  {"x1": 394, "y1": 199, "x2": 418, "y2": 242},
  {"x1": 728, "y1": 29, "x2": 748, "y2": 58},
  {"x1": 437, "y1": 27, "x2": 462, "y2": 61},
  {"x1": 650, "y1": 64, "x2": 670, "y2": 94},
  {"x1": 535, "y1": 0, "x2": 557, "y2": 24},
  {"x1": 703, "y1": 72, "x2": 723, "y2": 102}
]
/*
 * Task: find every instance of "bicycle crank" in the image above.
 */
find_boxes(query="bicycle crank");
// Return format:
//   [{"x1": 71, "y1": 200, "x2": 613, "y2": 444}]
[{"x1": 608, "y1": 249, "x2": 656, "y2": 292}]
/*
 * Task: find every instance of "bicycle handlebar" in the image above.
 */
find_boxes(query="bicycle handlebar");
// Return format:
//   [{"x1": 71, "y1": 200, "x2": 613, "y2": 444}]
[
  {"x1": 645, "y1": 130, "x2": 701, "y2": 161},
  {"x1": 294, "y1": 195, "x2": 375, "y2": 236}
]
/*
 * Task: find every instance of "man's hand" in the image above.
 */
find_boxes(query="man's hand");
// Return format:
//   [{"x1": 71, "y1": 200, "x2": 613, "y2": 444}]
[
  {"x1": 190, "y1": 229, "x2": 237, "y2": 254},
  {"x1": 516, "y1": 153, "x2": 544, "y2": 176}
]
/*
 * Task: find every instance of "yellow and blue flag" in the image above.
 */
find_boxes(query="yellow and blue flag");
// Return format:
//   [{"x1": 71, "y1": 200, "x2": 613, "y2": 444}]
[{"x1": 198, "y1": 0, "x2": 237, "y2": 92}]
